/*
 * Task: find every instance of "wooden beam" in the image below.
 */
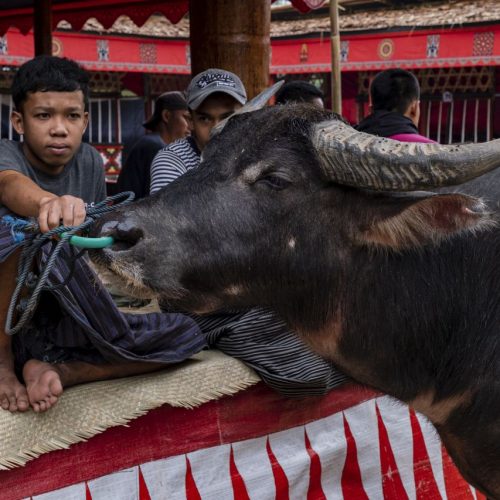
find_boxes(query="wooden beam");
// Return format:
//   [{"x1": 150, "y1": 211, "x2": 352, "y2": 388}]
[
  {"x1": 189, "y1": 0, "x2": 270, "y2": 99},
  {"x1": 330, "y1": 0, "x2": 342, "y2": 114},
  {"x1": 34, "y1": 0, "x2": 53, "y2": 56}
]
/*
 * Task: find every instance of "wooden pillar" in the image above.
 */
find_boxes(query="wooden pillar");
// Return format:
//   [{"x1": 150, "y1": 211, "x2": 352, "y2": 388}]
[
  {"x1": 189, "y1": 0, "x2": 270, "y2": 99},
  {"x1": 34, "y1": 0, "x2": 53, "y2": 56},
  {"x1": 329, "y1": 0, "x2": 342, "y2": 114}
]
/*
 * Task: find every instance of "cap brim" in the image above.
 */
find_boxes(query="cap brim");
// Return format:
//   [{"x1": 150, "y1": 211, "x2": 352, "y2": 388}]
[{"x1": 189, "y1": 88, "x2": 247, "y2": 111}]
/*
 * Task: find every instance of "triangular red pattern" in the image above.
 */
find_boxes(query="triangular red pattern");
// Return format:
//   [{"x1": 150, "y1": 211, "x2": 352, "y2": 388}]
[
  {"x1": 341, "y1": 413, "x2": 369, "y2": 500},
  {"x1": 138, "y1": 466, "x2": 152, "y2": 500},
  {"x1": 185, "y1": 456, "x2": 202, "y2": 500},
  {"x1": 474, "y1": 489, "x2": 488, "y2": 500},
  {"x1": 85, "y1": 482, "x2": 92, "y2": 500},
  {"x1": 376, "y1": 403, "x2": 409, "y2": 499},
  {"x1": 229, "y1": 445, "x2": 250, "y2": 500},
  {"x1": 304, "y1": 429, "x2": 326, "y2": 500},
  {"x1": 410, "y1": 409, "x2": 442, "y2": 499},
  {"x1": 266, "y1": 436, "x2": 290, "y2": 500},
  {"x1": 441, "y1": 445, "x2": 479, "y2": 500}
]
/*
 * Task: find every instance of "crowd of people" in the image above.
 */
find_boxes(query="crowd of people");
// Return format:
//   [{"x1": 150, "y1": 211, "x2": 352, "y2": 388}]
[{"x1": 0, "y1": 55, "x2": 431, "y2": 414}]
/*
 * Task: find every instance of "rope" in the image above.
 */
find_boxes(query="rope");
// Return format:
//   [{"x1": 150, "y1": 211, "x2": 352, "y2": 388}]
[{"x1": 3, "y1": 191, "x2": 135, "y2": 336}]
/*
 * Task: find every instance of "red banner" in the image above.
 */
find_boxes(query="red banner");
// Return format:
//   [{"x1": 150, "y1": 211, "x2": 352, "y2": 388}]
[{"x1": 0, "y1": 24, "x2": 498, "y2": 74}]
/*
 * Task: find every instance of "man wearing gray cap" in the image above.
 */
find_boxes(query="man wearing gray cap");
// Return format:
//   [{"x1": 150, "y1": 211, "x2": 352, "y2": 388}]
[
  {"x1": 117, "y1": 91, "x2": 191, "y2": 200},
  {"x1": 150, "y1": 68, "x2": 246, "y2": 193}
]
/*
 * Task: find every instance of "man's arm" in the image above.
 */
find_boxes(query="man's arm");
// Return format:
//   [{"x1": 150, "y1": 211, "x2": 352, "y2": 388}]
[{"x1": 0, "y1": 170, "x2": 86, "y2": 232}]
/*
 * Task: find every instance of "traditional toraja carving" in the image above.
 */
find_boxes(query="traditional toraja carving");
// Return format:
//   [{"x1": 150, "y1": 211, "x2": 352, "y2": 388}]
[
  {"x1": 418, "y1": 66, "x2": 494, "y2": 94},
  {"x1": 94, "y1": 144, "x2": 123, "y2": 184},
  {"x1": 378, "y1": 39, "x2": 394, "y2": 59},
  {"x1": 426, "y1": 35, "x2": 439, "y2": 58},
  {"x1": 148, "y1": 73, "x2": 191, "y2": 97},
  {"x1": 473, "y1": 32, "x2": 495, "y2": 57},
  {"x1": 97, "y1": 39, "x2": 109, "y2": 61},
  {"x1": 139, "y1": 43, "x2": 157, "y2": 64},
  {"x1": 0, "y1": 69, "x2": 15, "y2": 91},
  {"x1": 357, "y1": 67, "x2": 495, "y2": 97},
  {"x1": 88, "y1": 72, "x2": 125, "y2": 95}
]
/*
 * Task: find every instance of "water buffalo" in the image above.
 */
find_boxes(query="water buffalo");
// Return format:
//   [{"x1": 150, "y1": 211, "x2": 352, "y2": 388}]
[{"x1": 91, "y1": 101, "x2": 500, "y2": 498}]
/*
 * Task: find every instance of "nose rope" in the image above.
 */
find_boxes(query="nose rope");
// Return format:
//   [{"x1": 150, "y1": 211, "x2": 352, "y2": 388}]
[{"x1": 2, "y1": 191, "x2": 134, "y2": 336}]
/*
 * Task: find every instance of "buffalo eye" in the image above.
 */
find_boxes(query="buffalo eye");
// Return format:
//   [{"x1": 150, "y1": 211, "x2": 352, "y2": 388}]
[{"x1": 256, "y1": 173, "x2": 292, "y2": 190}]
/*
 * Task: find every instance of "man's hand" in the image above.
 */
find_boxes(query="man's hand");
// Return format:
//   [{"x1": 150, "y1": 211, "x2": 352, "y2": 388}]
[
  {"x1": 0, "y1": 171, "x2": 88, "y2": 231},
  {"x1": 38, "y1": 195, "x2": 87, "y2": 233}
]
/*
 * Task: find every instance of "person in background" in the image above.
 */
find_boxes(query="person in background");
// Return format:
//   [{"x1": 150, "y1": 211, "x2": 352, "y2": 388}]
[
  {"x1": 150, "y1": 69, "x2": 246, "y2": 192},
  {"x1": 275, "y1": 80, "x2": 324, "y2": 108},
  {"x1": 116, "y1": 92, "x2": 191, "y2": 200},
  {"x1": 356, "y1": 68, "x2": 435, "y2": 143}
]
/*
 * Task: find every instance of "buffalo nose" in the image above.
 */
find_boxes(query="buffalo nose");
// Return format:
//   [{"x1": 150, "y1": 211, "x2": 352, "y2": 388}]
[{"x1": 92, "y1": 215, "x2": 144, "y2": 252}]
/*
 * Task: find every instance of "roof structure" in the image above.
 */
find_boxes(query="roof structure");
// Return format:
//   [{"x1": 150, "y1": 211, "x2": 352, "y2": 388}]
[
  {"x1": 0, "y1": 0, "x2": 321, "y2": 36},
  {"x1": 272, "y1": 0, "x2": 500, "y2": 36},
  {"x1": 53, "y1": 0, "x2": 500, "y2": 39}
]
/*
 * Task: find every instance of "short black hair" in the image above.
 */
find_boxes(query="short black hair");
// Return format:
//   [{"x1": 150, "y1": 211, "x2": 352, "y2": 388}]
[
  {"x1": 12, "y1": 55, "x2": 90, "y2": 111},
  {"x1": 143, "y1": 91, "x2": 188, "y2": 131},
  {"x1": 275, "y1": 80, "x2": 324, "y2": 105},
  {"x1": 370, "y1": 69, "x2": 420, "y2": 114}
]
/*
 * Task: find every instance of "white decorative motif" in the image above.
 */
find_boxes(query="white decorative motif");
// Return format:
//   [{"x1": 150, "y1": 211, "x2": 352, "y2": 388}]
[
  {"x1": 427, "y1": 35, "x2": 440, "y2": 58},
  {"x1": 340, "y1": 40, "x2": 350, "y2": 62},
  {"x1": 97, "y1": 40, "x2": 109, "y2": 62}
]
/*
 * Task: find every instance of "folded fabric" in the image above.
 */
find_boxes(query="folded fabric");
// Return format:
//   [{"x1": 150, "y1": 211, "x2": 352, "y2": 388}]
[{"x1": 0, "y1": 208, "x2": 207, "y2": 370}]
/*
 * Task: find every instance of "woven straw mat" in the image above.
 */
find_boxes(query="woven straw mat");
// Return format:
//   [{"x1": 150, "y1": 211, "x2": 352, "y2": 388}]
[{"x1": 0, "y1": 350, "x2": 260, "y2": 470}]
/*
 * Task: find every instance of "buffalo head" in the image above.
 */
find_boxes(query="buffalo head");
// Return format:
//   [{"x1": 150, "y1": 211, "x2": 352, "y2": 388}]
[{"x1": 91, "y1": 102, "x2": 500, "y2": 328}]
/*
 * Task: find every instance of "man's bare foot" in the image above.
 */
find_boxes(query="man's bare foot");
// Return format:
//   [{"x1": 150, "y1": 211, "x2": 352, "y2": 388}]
[
  {"x1": 0, "y1": 367, "x2": 29, "y2": 412},
  {"x1": 22, "y1": 359, "x2": 64, "y2": 413}
]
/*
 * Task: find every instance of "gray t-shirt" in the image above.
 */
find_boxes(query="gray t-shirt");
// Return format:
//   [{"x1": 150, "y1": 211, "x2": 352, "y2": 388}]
[{"x1": 0, "y1": 139, "x2": 106, "y2": 206}]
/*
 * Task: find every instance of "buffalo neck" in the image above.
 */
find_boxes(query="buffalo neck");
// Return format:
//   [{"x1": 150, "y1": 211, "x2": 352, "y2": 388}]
[{"x1": 270, "y1": 227, "x2": 500, "y2": 404}]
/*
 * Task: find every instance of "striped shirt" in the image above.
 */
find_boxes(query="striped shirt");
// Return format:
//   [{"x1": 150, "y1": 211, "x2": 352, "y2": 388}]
[
  {"x1": 150, "y1": 137, "x2": 201, "y2": 193},
  {"x1": 192, "y1": 308, "x2": 348, "y2": 397}
]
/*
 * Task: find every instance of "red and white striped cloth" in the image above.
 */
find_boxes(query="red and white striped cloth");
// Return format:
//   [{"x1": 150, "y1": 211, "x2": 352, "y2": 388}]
[{"x1": 2, "y1": 383, "x2": 483, "y2": 500}]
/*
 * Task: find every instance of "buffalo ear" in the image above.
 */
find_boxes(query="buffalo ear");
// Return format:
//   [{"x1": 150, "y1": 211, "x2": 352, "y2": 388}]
[{"x1": 358, "y1": 192, "x2": 493, "y2": 250}]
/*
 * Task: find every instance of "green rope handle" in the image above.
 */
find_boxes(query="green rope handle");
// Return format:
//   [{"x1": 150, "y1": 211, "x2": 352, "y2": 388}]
[{"x1": 64, "y1": 233, "x2": 114, "y2": 249}]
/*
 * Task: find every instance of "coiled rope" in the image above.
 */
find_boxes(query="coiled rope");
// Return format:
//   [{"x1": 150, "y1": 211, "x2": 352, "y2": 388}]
[{"x1": 2, "y1": 191, "x2": 134, "y2": 336}]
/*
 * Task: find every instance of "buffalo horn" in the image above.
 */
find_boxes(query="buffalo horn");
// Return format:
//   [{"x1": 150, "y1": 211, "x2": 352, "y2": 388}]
[
  {"x1": 313, "y1": 120, "x2": 500, "y2": 191},
  {"x1": 211, "y1": 80, "x2": 285, "y2": 137}
]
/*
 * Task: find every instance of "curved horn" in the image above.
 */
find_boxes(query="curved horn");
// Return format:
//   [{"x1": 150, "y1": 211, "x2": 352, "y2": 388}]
[
  {"x1": 211, "y1": 80, "x2": 285, "y2": 137},
  {"x1": 313, "y1": 120, "x2": 500, "y2": 191}
]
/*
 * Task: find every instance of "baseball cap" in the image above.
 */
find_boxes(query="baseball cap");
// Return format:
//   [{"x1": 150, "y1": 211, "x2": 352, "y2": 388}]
[
  {"x1": 187, "y1": 68, "x2": 247, "y2": 111},
  {"x1": 143, "y1": 91, "x2": 188, "y2": 130}
]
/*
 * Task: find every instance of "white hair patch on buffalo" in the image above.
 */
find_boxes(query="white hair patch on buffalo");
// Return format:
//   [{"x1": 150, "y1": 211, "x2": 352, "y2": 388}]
[
  {"x1": 242, "y1": 161, "x2": 270, "y2": 184},
  {"x1": 225, "y1": 284, "x2": 243, "y2": 296},
  {"x1": 288, "y1": 237, "x2": 296, "y2": 249},
  {"x1": 109, "y1": 260, "x2": 155, "y2": 299}
]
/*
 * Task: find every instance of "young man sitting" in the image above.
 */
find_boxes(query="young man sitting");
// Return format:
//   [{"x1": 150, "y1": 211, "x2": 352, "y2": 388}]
[{"x1": 0, "y1": 56, "x2": 204, "y2": 413}]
